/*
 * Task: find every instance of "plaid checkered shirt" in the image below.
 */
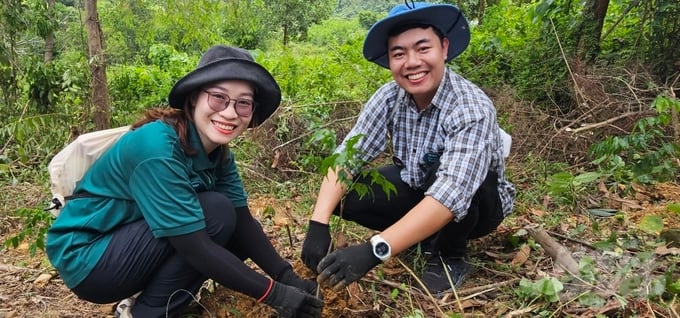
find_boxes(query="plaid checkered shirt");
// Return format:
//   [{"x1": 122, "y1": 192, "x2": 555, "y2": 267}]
[{"x1": 336, "y1": 69, "x2": 516, "y2": 221}]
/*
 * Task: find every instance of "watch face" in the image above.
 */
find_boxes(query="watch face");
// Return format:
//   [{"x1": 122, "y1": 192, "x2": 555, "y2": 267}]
[{"x1": 375, "y1": 242, "x2": 389, "y2": 256}]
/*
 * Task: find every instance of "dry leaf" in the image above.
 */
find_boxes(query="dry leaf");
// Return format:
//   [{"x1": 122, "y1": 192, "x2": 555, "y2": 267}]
[
  {"x1": 511, "y1": 244, "x2": 531, "y2": 267},
  {"x1": 33, "y1": 273, "x2": 53, "y2": 287},
  {"x1": 530, "y1": 208, "x2": 546, "y2": 217},
  {"x1": 273, "y1": 207, "x2": 290, "y2": 226},
  {"x1": 655, "y1": 246, "x2": 680, "y2": 256}
]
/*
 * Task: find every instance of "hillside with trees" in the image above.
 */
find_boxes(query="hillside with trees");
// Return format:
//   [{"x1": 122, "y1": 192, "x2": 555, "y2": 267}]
[{"x1": 1, "y1": 0, "x2": 678, "y2": 317}]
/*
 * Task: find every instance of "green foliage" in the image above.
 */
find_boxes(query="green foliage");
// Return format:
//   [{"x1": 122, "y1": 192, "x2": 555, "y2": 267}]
[
  {"x1": 590, "y1": 94, "x2": 680, "y2": 184},
  {"x1": 1, "y1": 113, "x2": 71, "y2": 167},
  {"x1": 264, "y1": 0, "x2": 335, "y2": 45},
  {"x1": 516, "y1": 276, "x2": 564, "y2": 303},
  {"x1": 547, "y1": 171, "x2": 603, "y2": 207},
  {"x1": 108, "y1": 44, "x2": 192, "y2": 124},
  {"x1": 333, "y1": 0, "x2": 393, "y2": 19},
  {"x1": 99, "y1": 0, "x2": 156, "y2": 63},
  {"x1": 592, "y1": 235, "x2": 677, "y2": 299},
  {"x1": 457, "y1": 0, "x2": 534, "y2": 88},
  {"x1": 220, "y1": 0, "x2": 270, "y2": 49},
  {"x1": 319, "y1": 134, "x2": 396, "y2": 201},
  {"x1": 3, "y1": 207, "x2": 54, "y2": 256},
  {"x1": 642, "y1": 0, "x2": 680, "y2": 80},
  {"x1": 578, "y1": 255, "x2": 599, "y2": 283}
]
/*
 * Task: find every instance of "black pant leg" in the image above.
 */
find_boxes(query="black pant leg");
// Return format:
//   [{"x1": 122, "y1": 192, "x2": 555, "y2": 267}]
[
  {"x1": 73, "y1": 192, "x2": 237, "y2": 317},
  {"x1": 435, "y1": 171, "x2": 504, "y2": 257}
]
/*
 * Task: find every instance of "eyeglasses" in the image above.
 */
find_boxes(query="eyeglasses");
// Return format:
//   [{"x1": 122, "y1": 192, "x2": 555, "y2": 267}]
[{"x1": 203, "y1": 90, "x2": 256, "y2": 117}]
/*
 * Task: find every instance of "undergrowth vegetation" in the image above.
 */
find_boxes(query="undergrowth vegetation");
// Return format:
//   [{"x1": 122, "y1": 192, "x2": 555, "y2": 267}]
[{"x1": 1, "y1": 0, "x2": 679, "y2": 317}]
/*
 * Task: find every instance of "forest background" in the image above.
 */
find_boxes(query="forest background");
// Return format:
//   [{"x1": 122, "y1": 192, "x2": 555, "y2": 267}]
[{"x1": 1, "y1": 0, "x2": 679, "y2": 317}]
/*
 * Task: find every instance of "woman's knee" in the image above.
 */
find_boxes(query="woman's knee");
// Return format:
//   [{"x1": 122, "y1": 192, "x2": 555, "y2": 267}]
[{"x1": 197, "y1": 192, "x2": 237, "y2": 242}]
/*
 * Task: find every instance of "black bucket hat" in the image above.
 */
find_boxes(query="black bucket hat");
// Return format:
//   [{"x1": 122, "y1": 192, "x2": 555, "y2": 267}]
[
  {"x1": 363, "y1": 2, "x2": 470, "y2": 69},
  {"x1": 168, "y1": 45, "x2": 281, "y2": 128}
]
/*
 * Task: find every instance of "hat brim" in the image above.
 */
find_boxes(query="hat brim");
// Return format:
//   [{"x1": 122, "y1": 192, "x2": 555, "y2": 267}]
[
  {"x1": 168, "y1": 59, "x2": 281, "y2": 128},
  {"x1": 363, "y1": 4, "x2": 470, "y2": 69}
]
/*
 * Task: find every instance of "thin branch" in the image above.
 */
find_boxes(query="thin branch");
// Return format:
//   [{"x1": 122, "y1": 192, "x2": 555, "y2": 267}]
[
  {"x1": 546, "y1": 230, "x2": 597, "y2": 250},
  {"x1": 565, "y1": 111, "x2": 652, "y2": 134},
  {"x1": 272, "y1": 115, "x2": 358, "y2": 151}
]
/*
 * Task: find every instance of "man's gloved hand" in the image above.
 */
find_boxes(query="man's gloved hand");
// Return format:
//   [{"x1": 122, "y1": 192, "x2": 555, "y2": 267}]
[
  {"x1": 262, "y1": 281, "x2": 323, "y2": 318},
  {"x1": 276, "y1": 265, "x2": 320, "y2": 297},
  {"x1": 301, "y1": 220, "x2": 332, "y2": 273},
  {"x1": 316, "y1": 242, "x2": 381, "y2": 291}
]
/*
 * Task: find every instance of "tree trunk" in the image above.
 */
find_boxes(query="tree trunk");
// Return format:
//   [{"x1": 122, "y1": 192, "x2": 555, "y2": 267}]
[
  {"x1": 477, "y1": 0, "x2": 486, "y2": 25},
  {"x1": 575, "y1": 0, "x2": 610, "y2": 63},
  {"x1": 44, "y1": 0, "x2": 56, "y2": 62},
  {"x1": 84, "y1": 0, "x2": 111, "y2": 130}
]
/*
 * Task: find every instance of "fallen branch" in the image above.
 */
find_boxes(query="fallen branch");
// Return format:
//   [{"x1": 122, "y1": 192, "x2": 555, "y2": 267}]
[
  {"x1": 565, "y1": 111, "x2": 651, "y2": 134},
  {"x1": 526, "y1": 227, "x2": 580, "y2": 274}
]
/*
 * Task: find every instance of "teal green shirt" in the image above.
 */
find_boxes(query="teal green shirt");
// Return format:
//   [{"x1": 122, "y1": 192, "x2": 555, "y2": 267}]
[{"x1": 46, "y1": 120, "x2": 247, "y2": 289}]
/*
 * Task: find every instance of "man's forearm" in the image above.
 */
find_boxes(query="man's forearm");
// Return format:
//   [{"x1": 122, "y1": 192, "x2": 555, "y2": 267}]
[
  {"x1": 310, "y1": 168, "x2": 348, "y2": 224},
  {"x1": 380, "y1": 196, "x2": 453, "y2": 255}
]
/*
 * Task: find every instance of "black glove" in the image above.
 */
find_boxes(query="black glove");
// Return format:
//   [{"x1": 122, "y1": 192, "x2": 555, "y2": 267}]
[
  {"x1": 262, "y1": 281, "x2": 323, "y2": 318},
  {"x1": 301, "y1": 220, "x2": 332, "y2": 273},
  {"x1": 276, "y1": 265, "x2": 319, "y2": 297},
  {"x1": 316, "y1": 242, "x2": 381, "y2": 291}
]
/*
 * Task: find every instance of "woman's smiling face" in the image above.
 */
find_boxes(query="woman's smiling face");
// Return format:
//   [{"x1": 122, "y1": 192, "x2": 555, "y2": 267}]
[{"x1": 193, "y1": 80, "x2": 255, "y2": 153}]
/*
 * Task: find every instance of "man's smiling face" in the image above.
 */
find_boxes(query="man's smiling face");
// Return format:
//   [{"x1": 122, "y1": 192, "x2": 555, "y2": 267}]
[{"x1": 387, "y1": 26, "x2": 449, "y2": 109}]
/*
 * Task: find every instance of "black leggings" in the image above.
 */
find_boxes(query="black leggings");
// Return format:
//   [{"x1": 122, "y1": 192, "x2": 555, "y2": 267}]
[
  {"x1": 334, "y1": 165, "x2": 504, "y2": 257},
  {"x1": 72, "y1": 192, "x2": 238, "y2": 317}
]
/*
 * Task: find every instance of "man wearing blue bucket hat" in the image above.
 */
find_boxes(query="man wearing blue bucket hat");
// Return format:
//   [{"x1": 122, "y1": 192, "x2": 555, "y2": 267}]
[{"x1": 301, "y1": 2, "x2": 516, "y2": 296}]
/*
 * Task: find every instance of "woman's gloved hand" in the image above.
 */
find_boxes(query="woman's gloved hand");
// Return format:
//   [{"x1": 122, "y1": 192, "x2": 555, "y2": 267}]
[
  {"x1": 276, "y1": 265, "x2": 320, "y2": 297},
  {"x1": 261, "y1": 281, "x2": 323, "y2": 318}
]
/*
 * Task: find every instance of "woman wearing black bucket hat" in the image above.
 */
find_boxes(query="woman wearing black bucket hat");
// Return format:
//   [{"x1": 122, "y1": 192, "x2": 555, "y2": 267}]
[{"x1": 46, "y1": 45, "x2": 323, "y2": 318}]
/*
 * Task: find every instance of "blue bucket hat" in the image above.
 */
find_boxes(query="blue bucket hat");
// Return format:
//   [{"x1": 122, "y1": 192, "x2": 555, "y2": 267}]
[{"x1": 363, "y1": 2, "x2": 470, "y2": 69}]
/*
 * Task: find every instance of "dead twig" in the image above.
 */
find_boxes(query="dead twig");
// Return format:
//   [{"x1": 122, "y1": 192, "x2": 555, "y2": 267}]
[
  {"x1": 504, "y1": 304, "x2": 541, "y2": 318},
  {"x1": 565, "y1": 111, "x2": 653, "y2": 134},
  {"x1": 546, "y1": 230, "x2": 597, "y2": 250},
  {"x1": 455, "y1": 278, "x2": 520, "y2": 298}
]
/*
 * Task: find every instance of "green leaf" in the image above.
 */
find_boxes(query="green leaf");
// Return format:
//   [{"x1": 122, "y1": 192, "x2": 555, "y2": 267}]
[
  {"x1": 535, "y1": 277, "x2": 563, "y2": 302},
  {"x1": 638, "y1": 215, "x2": 664, "y2": 234},
  {"x1": 619, "y1": 276, "x2": 643, "y2": 296},
  {"x1": 578, "y1": 292, "x2": 605, "y2": 307},
  {"x1": 587, "y1": 208, "x2": 618, "y2": 217},
  {"x1": 666, "y1": 202, "x2": 680, "y2": 215},
  {"x1": 649, "y1": 278, "x2": 666, "y2": 297},
  {"x1": 573, "y1": 171, "x2": 602, "y2": 184},
  {"x1": 668, "y1": 278, "x2": 680, "y2": 294}
]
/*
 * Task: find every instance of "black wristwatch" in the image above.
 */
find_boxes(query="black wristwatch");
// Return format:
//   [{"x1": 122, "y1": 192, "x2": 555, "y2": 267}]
[{"x1": 370, "y1": 234, "x2": 391, "y2": 261}]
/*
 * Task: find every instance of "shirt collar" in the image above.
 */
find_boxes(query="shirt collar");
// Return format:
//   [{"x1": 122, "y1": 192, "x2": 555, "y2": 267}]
[{"x1": 188, "y1": 121, "x2": 220, "y2": 170}]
